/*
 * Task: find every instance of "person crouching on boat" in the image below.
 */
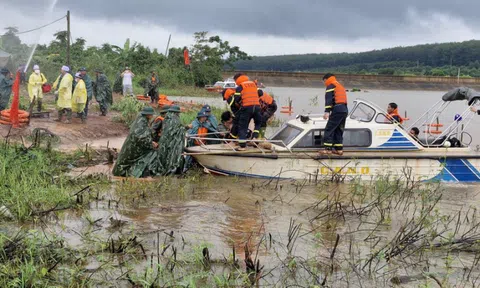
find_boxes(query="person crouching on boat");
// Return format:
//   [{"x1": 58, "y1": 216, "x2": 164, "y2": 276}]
[
  {"x1": 222, "y1": 88, "x2": 241, "y2": 139},
  {"x1": 233, "y1": 73, "x2": 262, "y2": 151},
  {"x1": 386, "y1": 102, "x2": 404, "y2": 124},
  {"x1": 259, "y1": 90, "x2": 278, "y2": 139},
  {"x1": 188, "y1": 111, "x2": 217, "y2": 146},
  {"x1": 320, "y1": 73, "x2": 348, "y2": 156},
  {"x1": 218, "y1": 111, "x2": 234, "y2": 138}
]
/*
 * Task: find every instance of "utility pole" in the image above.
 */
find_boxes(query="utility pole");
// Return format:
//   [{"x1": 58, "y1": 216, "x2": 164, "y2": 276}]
[
  {"x1": 165, "y1": 34, "x2": 171, "y2": 57},
  {"x1": 66, "y1": 10, "x2": 71, "y2": 66}
]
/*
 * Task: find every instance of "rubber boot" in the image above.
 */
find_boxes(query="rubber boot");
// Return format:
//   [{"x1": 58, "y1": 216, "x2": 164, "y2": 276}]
[
  {"x1": 259, "y1": 127, "x2": 266, "y2": 139},
  {"x1": 55, "y1": 109, "x2": 64, "y2": 122},
  {"x1": 37, "y1": 99, "x2": 42, "y2": 112},
  {"x1": 81, "y1": 111, "x2": 86, "y2": 124},
  {"x1": 100, "y1": 106, "x2": 107, "y2": 116},
  {"x1": 64, "y1": 109, "x2": 72, "y2": 124}
]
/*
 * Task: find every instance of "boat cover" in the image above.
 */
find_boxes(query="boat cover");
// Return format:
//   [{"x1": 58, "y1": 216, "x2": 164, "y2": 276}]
[{"x1": 442, "y1": 87, "x2": 480, "y2": 105}]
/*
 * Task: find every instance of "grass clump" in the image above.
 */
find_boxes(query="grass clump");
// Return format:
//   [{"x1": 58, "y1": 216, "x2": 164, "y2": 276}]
[{"x1": 111, "y1": 96, "x2": 146, "y2": 127}]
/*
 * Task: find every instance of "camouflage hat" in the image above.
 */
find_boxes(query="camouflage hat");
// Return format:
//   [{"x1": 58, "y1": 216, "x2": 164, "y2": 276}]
[
  {"x1": 202, "y1": 105, "x2": 212, "y2": 112},
  {"x1": 0, "y1": 67, "x2": 10, "y2": 74},
  {"x1": 79, "y1": 67, "x2": 87, "y2": 72},
  {"x1": 167, "y1": 105, "x2": 181, "y2": 113},
  {"x1": 141, "y1": 106, "x2": 155, "y2": 115},
  {"x1": 95, "y1": 68, "x2": 103, "y2": 73},
  {"x1": 197, "y1": 111, "x2": 208, "y2": 118}
]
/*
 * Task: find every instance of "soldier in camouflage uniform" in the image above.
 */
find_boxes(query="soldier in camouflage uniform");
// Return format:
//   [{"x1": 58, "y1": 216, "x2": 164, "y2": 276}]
[
  {"x1": 112, "y1": 106, "x2": 158, "y2": 178},
  {"x1": 94, "y1": 69, "x2": 113, "y2": 116},
  {"x1": 144, "y1": 71, "x2": 159, "y2": 104},
  {"x1": 156, "y1": 105, "x2": 186, "y2": 175}
]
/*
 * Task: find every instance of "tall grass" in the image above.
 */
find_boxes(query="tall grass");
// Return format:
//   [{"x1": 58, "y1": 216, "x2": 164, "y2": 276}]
[
  {"x1": 0, "y1": 146, "x2": 75, "y2": 221},
  {"x1": 111, "y1": 96, "x2": 146, "y2": 127}
]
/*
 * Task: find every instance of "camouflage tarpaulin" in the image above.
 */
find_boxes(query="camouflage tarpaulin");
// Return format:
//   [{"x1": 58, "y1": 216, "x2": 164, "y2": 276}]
[
  {"x1": 112, "y1": 114, "x2": 156, "y2": 177},
  {"x1": 156, "y1": 112, "x2": 186, "y2": 175}
]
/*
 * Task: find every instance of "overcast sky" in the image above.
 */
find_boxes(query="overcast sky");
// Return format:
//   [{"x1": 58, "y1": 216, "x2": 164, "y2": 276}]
[{"x1": 1, "y1": 0, "x2": 479, "y2": 56}]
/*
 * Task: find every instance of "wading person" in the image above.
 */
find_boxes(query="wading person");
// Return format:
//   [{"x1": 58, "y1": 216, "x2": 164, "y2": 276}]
[
  {"x1": 320, "y1": 73, "x2": 348, "y2": 156},
  {"x1": 113, "y1": 106, "x2": 158, "y2": 178},
  {"x1": 72, "y1": 73, "x2": 88, "y2": 124},
  {"x1": 28, "y1": 65, "x2": 47, "y2": 111},
  {"x1": 259, "y1": 90, "x2": 277, "y2": 138},
  {"x1": 55, "y1": 66, "x2": 74, "y2": 124},
  {"x1": 233, "y1": 73, "x2": 262, "y2": 151},
  {"x1": 94, "y1": 69, "x2": 113, "y2": 116},
  {"x1": 79, "y1": 67, "x2": 93, "y2": 118},
  {"x1": 0, "y1": 68, "x2": 13, "y2": 112},
  {"x1": 386, "y1": 102, "x2": 404, "y2": 124},
  {"x1": 121, "y1": 67, "x2": 134, "y2": 97},
  {"x1": 145, "y1": 71, "x2": 159, "y2": 104}
]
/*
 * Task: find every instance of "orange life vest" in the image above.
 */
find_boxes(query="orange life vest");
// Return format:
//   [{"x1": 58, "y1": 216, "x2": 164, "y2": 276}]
[
  {"x1": 236, "y1": 75, "x2": 260, "y2": 107},
  {"x1": 324, "y1": 76, "x2": 347, "y2": 105},
  {"x1": 223, "y1": 88, "x2": 236, "y2": 101},
  {"x1": 154, "y1": 116, "x2": 164, "y2": 123},
  {"x1": 259, "y1": 92, "x2": 274, "y2": 105},
  {"x1": 387, "y1": 109, "x2": 404, "y2": 124},
  {"x1": 195, "y1": 127, "x2": 208, "y2": 145}
]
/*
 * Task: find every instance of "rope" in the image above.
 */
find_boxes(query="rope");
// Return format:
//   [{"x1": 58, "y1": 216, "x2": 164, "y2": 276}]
[{"x1": 14, "y1": 15, "x2": 67, "y2": 35}]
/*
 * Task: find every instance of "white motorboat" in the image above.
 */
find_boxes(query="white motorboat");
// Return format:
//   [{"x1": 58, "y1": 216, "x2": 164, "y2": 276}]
[
  {"x1": 186, "y1": 88, "x2": 480, "y2": 182},
  {"x1": 204, "y1": 78, "x2": 237, "y2": 92}
]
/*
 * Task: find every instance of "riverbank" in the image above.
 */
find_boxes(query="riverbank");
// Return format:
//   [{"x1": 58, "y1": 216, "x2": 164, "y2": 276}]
[{"x1": 224, "y1": 71, "x2": 480, "y2": 91}]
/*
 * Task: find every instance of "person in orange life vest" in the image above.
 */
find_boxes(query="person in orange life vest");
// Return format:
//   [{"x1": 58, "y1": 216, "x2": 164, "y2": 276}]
[
  {"x1": 320, "y1": 73, "x2": 348, "y2": 156},
  {"x1": 259, "y1": 91, "x2": 277, "y2": 138},
  {"x1": 221, "y1": 88, "x2": 241, "y2": 139},
  {"x1": 188, "y1": 111, "x2": 217, "y2": 146},
  {"x1": 233, "y1": 73, "x2": 263, "y2": 151},
  {"x1": 151, "y1": 105, "x2": 170, "y2": 143},
  {"x1": 386, "y1": 102, "x2": 404, "y2": 124}
]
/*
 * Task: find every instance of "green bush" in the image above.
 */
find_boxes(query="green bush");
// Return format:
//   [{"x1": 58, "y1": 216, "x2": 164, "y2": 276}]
[{"x1": 111, "y1": 96, "x2": 145, "y2": 127}]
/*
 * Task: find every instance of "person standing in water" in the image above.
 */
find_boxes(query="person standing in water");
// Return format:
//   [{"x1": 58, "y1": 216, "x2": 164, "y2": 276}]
[{"x1": 320, "y1": 73, "x2": 348, "y2": 156}]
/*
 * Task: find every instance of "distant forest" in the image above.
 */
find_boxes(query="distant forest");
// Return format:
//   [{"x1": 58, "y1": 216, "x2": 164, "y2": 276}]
[{"x1": 234, "y1": 40, "x2": 480, "y2": 77}]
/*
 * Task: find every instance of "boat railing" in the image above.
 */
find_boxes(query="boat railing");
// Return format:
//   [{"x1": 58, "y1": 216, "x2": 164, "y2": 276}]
[{"x1": 185, "y1": 133, "x2": 293, "y2": 154}]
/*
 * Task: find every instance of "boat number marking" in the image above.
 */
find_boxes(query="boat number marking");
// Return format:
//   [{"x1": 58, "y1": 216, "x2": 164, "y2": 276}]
[
  {"x1": 320, "y1": 167, "x2": 370, "y2": 175},
  {"x1": 375, "y1": 130, "x2": 393, "y2": 137}
]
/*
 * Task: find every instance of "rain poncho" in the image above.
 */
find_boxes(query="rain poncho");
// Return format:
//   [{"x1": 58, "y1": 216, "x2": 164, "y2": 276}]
[
  {"x1": 188, "y1": 118, "x2": 218, "y2": 146},
  {"x1": 28, "y1": 72, "x2": 47, "y2": 101},
  {"x1": 200, "y1": 107, "x2": 219, "y2": 131},
  {"x1": 83, "y1": 74, "x2": 94, "y2": 101},
  {"x1": 113, "y1": 114, "x2": 156, "y2": 177},
  {"x1": 0, "y1": 73, "x2": 13, "y2": 111},
  {"x1": 94, "y1": 73, "x2": 113, "y2": 112},
  {"x1": 57, "y1": 73, "x2": 73, "y2": 109},
  {"x1": 72, "y1": 79, "x2": 87, "y2": 113},
  {"x1": 156, "y1": 112, "x2": 186, "y2": 175}
]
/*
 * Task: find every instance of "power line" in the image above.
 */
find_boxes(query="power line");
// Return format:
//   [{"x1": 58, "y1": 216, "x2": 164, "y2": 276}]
[{"x1": 14, "y1": 15, "x2": 67, "y2": 35}]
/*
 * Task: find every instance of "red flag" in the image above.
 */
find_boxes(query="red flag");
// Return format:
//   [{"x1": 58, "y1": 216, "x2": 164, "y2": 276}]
[
  {"x1": 183, "y1": 49, "x2": 190, "y2": 66},
  {"x1": 10, "y1": 71, "x2": 20, "y2": 128}
]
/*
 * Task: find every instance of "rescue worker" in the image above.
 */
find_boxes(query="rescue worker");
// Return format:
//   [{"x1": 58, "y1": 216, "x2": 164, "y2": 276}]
[
  {"x1": 222, "y1": 88, "x2": 240, "y2": 139},
  {"x1": 201, "y1": 104, "x2": 218, "y2": 131},
  {"x1": 28, "y1": 65, "x2": 47, "y2": 111},
  {"x1": 259, "y1": 91, "x2": 277, "y2": 138},
  {"x1": 188, "y1": 111, "x2": 217, "y2": 146},
  {"x1": 113, "y1": 106, "x2": 158, "y2": 178},
  {"x1": 151, "y1": 105, "x2": 170, "y2": 143},
  {"x1": 0, "y1": 68, "x2": 13, "y2": 112},
  {"x1": 233, "y1": 73, "x2": 262, "y2": 151},
  {"x1": 145, "y1": 71, "x2": 159, "y2": 104},
  {"x1": 218, "y1": 111, "x2": 234, "y2": 137},
  {"x1": 386, "y1": 102, "x2": 404, "y2": 124},
  {"x1": 94, "y1": 69, "x2": 113, "y2": 116},
  {"x1": 55, "y1": 66, "x2": 74, "y2": 124},
  {"x1": 470, "y1": 106, "x2": 480, "y2": 115},
  {"x1": 72, "y1": 73, "x2": 88, "y2": 124},
  {"x1": 79, "y1": 67, "x2": 94, "y2": 118},
  {"x1": 320, "y1": 73, "x2": 348, "y2": 156}
]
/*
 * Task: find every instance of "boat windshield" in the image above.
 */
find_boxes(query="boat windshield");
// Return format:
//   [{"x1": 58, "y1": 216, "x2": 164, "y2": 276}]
[
  {"x1": 269, "y1": 125, "x2": 303, "y2": 147},
  {"x1": 213, "y1": 81, "x2": 224, "y2": 87}
]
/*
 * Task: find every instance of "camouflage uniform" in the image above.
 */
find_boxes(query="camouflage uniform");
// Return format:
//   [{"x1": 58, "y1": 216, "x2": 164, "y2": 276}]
[
  {"x1": 112, "y1": 114, "x2": 156, "y2": 177},
  {"x1": 156, "y1": 111, "x2": 186, "y2": 175},
  {"x1": 94, "y1": 73, "x2": 113, "y2": 116},
  {"x1": 0, "y1": 72, "x2": 13, "y2": 111}
]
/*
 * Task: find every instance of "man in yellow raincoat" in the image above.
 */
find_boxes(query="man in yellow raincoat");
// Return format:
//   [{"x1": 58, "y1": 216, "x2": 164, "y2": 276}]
[
  {"x1": 54, "y1": 66, "x2": 74, "y2": 124},
  {"x1": 72, "y1": 73, "x2": 87, "y2": 123},
  {"x1": 28, "y1": 65, "x2": 47, "y2": 112}
]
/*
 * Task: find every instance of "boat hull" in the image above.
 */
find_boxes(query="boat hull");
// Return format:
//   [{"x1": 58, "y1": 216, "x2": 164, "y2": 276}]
[{"x1": 191, "y1": 153, "x2": 480, "y2": 182}]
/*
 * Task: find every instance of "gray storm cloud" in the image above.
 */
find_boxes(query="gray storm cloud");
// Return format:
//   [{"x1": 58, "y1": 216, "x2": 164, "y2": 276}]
[{"x1": 3, "y1": 0, "x2": 480, "y2": 39}]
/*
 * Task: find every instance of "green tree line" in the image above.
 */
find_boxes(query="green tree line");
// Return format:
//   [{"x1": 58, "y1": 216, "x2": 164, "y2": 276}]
[
  {"x1": 234, "y1": 40, "x2": 480, "y2": 77},
  {"x1": 0, "y1": 28, "x2": 250, "y2": 89}
]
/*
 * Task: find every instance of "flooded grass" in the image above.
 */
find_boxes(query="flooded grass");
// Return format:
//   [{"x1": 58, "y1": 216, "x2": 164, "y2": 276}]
[{"x1": 1, "y1": 145, "x2": 480, "y2": 287}]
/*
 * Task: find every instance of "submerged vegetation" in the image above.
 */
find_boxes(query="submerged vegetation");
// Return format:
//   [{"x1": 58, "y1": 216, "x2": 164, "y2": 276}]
[{"x1": 1, "y1": 141, "x2": 479, "y2": 287}]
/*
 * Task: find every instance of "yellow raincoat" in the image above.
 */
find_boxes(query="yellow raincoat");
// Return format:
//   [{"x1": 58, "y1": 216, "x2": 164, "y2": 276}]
[
  {"x1": 72, "y1": 79, "x2": 87, "y2": 113},
  {"x1": 28, "y1": 72, "x2": 47, "y2": 101},
  {"x1": 57, "y1": 73, "x2": 73, "y2": 109}
]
